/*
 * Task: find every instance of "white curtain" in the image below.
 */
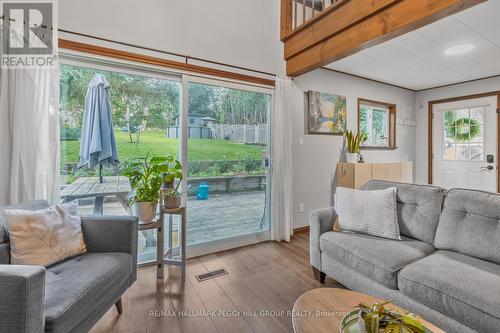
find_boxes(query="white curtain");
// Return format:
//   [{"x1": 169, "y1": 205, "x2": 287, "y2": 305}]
[
  {"x1": 271, "y1": 75, "x2": 298, "y2": 242},
  {"x1": 0, "y1": 31, "x2": 60, "y2": 205}
]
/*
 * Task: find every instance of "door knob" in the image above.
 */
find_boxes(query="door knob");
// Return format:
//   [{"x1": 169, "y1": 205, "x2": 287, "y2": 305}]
[{"x1": 480, "y1": 165, "x2": 494, "y2": 171}]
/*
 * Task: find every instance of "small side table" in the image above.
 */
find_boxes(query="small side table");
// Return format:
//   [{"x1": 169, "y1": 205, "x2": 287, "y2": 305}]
[{"x1": 157, "y1": 206, "x2": 187, "y2": 282}]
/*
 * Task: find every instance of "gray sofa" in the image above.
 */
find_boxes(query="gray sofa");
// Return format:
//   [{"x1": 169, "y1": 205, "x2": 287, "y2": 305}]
[
  {"x1": 310, "y1": 180, "x2": 500, "y2": 333},
  {"x1": 0, "y1": 200, "x2": 138, "y2": 333}
]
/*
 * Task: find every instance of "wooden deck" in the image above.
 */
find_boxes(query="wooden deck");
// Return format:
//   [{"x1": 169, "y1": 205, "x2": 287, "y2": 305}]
[
  {"x1": 77, "y1": 191, "x2": 267, "y2": 262},
  {"x1": 186, "y1": 191, "x2": 267, "y2": 245}
]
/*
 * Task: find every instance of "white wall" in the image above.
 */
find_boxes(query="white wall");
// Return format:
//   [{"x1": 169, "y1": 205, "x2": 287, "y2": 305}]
[
  {"x1": 292, "y1": 69, "x2": 417, "y2": 228},
  {"x1": 59, "y1": 0, "x2": 284, "y2": 75},
  {"x1": 415, "y1": 77, "x2": 500, "y2": 184}
]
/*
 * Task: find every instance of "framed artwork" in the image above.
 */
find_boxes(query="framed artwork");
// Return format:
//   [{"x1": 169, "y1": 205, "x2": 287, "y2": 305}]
[{"x1": 307, "y1": 90, "x2": 347, "y2": 135}]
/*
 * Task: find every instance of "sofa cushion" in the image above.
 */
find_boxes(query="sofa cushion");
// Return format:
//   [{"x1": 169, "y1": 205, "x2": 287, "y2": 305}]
[
  {"x1": 335, "y1": 186, "x2": 400, "y2": 240},
  {"x1": 399, "y1": 250, "x2": 500, "y2": 333},
  {"x1": 44, "y1": 252, "x2": 132, "y2": 333},
  {"x1": 319, "y1": 231, "x2": 435, "y2": 289},
  {"x1": 0, "y1": 200, "x2": 49, "y2": 264},
  {"x1": 4, "y1": 201, "x2": 87, "y2": 266},
  {"x1": 434, "y1": 188, "x2": 500, "y2": 264},
  {"x1": 361, "y1": 180, "x2": 444, "y2": 244},
  {"x1": 0, "y1": 200, "x2": 49, "y2": 243}
]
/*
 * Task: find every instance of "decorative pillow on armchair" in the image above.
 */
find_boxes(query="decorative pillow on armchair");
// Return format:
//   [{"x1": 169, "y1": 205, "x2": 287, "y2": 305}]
[
  {"x1": 4, "y1": 200, "x2": 87, "y2": 266},
  {"x1": 334, "y1": 186, "x2": 401, "y2": 240}
]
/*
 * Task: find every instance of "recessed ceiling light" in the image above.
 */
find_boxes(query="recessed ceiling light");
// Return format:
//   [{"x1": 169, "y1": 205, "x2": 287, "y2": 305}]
[{"x1": 444, "y1": 44, "x2": 475, "y2": 55}]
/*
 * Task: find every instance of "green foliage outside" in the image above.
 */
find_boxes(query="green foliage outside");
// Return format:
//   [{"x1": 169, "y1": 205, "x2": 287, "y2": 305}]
[
  {"x1": 359, "y1": 107, "x2": 387, "y2": 145},
  {"x1": 61, "y1": 131, "x2": 263, "y2": 164},
  {"x1": 60, "y1": 64, "x2": 269, "y2": 131},
  {"x1": 59, "y1": 64, "x2": 269, "y2": 184},
  {"x1": 60, "y1": 65, "x2": 179, "y2": 132},
  {"x1": 60, "y1": 131, "x2": 265, "y2": 184}
]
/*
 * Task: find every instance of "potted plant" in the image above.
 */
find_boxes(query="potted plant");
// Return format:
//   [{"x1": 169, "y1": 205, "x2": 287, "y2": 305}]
[
  {"x1": 344, "y1": 130, "x2": 367, "y2": 163},
  {"x1": 340, "y1": 301, "x2": 427, "y2": 333},
  {"x1": 124, "y1": 153, "x2": 179, "y2": 223},
  {"x1": 162, "y1": 156, "x2": 183, "y2": 189},
  {"x1": 164, "y1": 184, "x2": 183, "y2": 209}
]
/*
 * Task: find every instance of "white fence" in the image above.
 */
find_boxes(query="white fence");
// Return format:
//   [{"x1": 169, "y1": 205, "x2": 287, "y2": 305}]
[{"x1": 209, "y1": 124, "x2": 268, "y2": 145}]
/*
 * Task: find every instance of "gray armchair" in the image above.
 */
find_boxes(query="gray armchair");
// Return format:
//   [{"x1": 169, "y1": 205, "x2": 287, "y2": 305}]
[{"x1": 0, "y1": 200, "x2": 138, "y2": 333}]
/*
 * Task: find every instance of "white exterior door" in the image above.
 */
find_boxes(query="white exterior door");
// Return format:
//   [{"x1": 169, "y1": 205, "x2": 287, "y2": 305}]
[{"x1": 433, "y1": 96, "x2": 497, "y2": 192}]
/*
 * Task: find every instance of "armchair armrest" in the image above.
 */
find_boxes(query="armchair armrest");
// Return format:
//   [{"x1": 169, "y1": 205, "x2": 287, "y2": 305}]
[
  {"x1": 0, "y1": 265, "x2": 45, "y2": 333},
  {"x1": 81, "y1": 215, "x2": 138, "y2": 284},
  {"x1": 309, "y1": 207, "x2": 336, "y2": 269}
]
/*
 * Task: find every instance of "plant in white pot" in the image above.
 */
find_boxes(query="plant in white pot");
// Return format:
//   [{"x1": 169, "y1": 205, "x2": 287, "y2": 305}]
[
  {"x1": 124, "y1": 153, "x2": 172, "y2": 223},
  {"x1": 343, "y1": 130, "x2": 367, "y2": 163}
]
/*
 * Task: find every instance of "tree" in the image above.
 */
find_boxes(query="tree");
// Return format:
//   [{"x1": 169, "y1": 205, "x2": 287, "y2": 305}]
[
  {"x1": 59, "y1": 64, "x2": 269, "y2": 138},
  {"x1": 60, "y1": 64, "x2": 180, "y2": 134}
]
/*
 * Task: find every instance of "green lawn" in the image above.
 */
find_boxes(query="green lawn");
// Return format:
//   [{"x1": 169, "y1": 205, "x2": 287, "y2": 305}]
[{"x1": 61, "y1": 130, "x2": 265, "y2": 165}]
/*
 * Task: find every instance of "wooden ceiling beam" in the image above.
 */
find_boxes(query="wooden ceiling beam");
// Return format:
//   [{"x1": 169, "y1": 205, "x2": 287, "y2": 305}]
[
  {"x1": 284, "y1": 0, "x2": 399, "y2": 58},
  {"x1": 285, "y1": 0, "x2": 486, "y2": 77}
]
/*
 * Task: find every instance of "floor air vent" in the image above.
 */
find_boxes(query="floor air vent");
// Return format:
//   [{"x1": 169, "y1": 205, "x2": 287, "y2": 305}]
[{"x1": 196, "y1": 268, "x2": 228, "y2": 282}]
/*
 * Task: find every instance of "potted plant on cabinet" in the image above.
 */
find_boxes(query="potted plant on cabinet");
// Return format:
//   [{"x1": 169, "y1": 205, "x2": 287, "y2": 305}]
[
  {"x1": 124, "y1": 153, "x2": 181, "y2": 223},
  {"x1": 344, "y1": 130, "x2": 367, "y2": 163}
]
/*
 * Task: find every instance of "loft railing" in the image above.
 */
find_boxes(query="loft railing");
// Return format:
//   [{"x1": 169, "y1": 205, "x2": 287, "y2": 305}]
[{"x1": 280, "y1": 0, "x2": 348, "y2": 39}]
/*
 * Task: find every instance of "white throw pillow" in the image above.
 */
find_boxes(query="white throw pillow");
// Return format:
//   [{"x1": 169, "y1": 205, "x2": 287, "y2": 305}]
[
  {"x1": 334, "y1": 186, "x2": 401, "y2": 240},
  {"x1": 4, "y1": 200, "x2": 87, "y2": 266}
]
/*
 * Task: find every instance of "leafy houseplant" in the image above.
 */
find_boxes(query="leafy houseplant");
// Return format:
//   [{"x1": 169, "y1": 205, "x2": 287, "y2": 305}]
[
  {"x1": 354, "y1": 301, "x2": 426, "y2": 333},
  {"x1": 161, "y1": 156, "x2": 184, "y2": 209},
  {"x1": 124, "y1": 153, "x2": 181, "y2": 223},
  {"x1": 161, "y1": 156, "x2": 183, "y2": 188},
  {"x1": 344, "y1": 130, "x2": 367, "y2": 163}
]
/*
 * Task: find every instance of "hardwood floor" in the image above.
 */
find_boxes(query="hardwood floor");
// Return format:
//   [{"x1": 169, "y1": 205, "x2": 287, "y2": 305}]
[{"x1": 90, "y1": 231, "x2": 343, "y2": 333}]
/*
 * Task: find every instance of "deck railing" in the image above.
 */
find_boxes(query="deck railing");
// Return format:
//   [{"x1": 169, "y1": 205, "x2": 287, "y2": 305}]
[{"x1": 281, "y1": 0, "x2": 348, "y2": 39}]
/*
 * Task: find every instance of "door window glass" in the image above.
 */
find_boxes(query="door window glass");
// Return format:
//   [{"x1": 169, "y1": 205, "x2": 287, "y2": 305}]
[{"x1": 442, "y1": 107, "x2": 485, "y2": 161}]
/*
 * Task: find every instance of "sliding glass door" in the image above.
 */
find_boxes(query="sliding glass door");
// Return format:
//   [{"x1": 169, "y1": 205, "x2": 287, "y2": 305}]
[
  {"x1": 185, "y1": 77, "x2": 272, "y2": 249},
  {"x1": 59, "y1": 58, "x2": 272, "y2": 262}
]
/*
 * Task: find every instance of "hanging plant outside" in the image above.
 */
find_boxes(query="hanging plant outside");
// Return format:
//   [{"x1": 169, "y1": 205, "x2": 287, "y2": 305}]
[{"x1": 448, "y1": 118, "x2": 480, "y2": 142}]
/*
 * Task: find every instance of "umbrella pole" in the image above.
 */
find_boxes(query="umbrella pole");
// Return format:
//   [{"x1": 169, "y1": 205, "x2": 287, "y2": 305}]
[{"x1": 99, "y1": 164, "x2": 103, "y2": 183}]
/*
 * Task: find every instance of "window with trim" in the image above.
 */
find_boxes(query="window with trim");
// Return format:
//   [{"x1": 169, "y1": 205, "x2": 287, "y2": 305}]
[
  {"x1": 442, "y1": 107, "x2": 485, "y2": 161},
  {"x1": 358, "y1": 99, "x2": 396, "y2": 148}
]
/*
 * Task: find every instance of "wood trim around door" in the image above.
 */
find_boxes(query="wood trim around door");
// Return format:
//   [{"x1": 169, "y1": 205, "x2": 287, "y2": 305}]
[
  {"x1": 58, "y1": 39, "x2": 276, "y2": 87},
  {"x1": 428, "y1": 91, "x2": 500, "y2": 192}
]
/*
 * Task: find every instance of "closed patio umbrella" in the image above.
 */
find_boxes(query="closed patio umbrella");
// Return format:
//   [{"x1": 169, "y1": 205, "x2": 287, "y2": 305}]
[{"x1": 77, "y1": 73, "x2": 119, "y2": 182}]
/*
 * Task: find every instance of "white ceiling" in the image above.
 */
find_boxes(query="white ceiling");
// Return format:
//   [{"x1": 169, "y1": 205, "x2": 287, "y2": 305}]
[{"x1": 324, "y1": 1, "x2": 500, "y2": 91}]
